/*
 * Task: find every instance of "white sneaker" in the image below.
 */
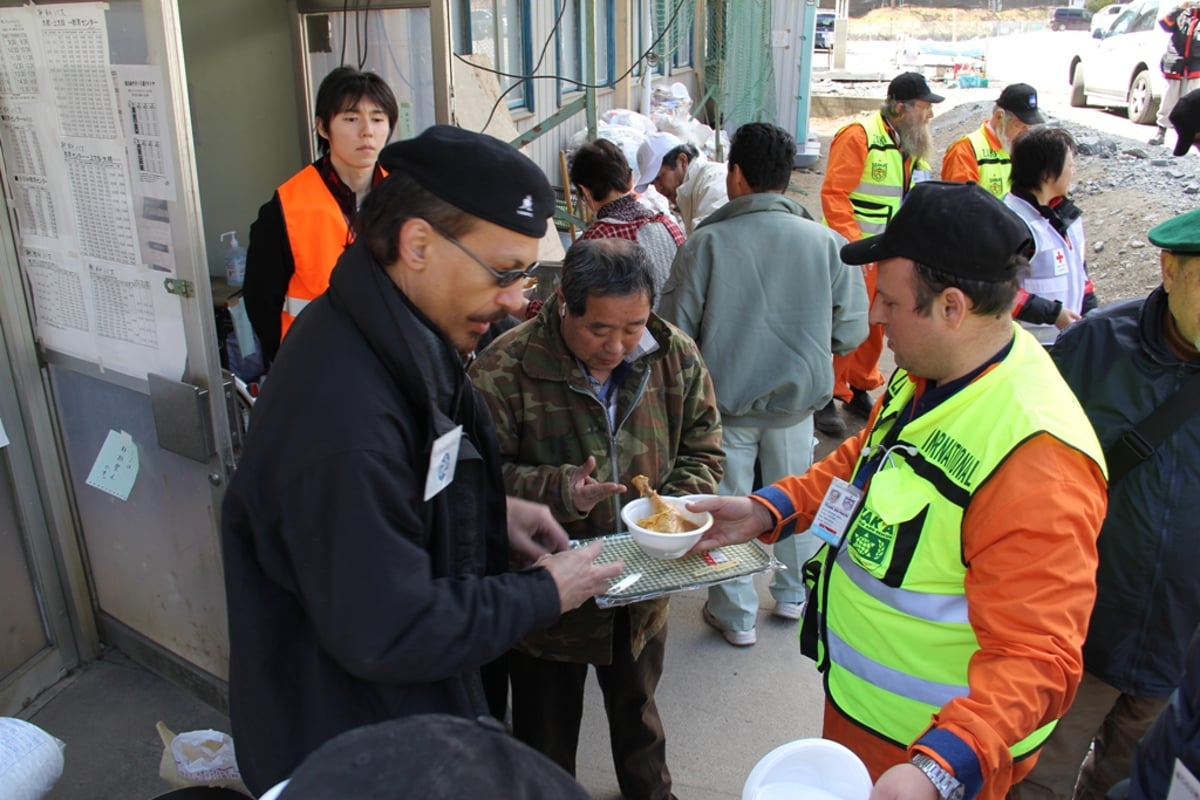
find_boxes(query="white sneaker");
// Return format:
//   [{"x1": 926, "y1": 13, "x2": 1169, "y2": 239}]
[
  {"x1": 702, "y1": 602, "x2": 757, "y2": 646},
  {"x1": 773, "y1": 601, "x2": 806, "y2": 620}
]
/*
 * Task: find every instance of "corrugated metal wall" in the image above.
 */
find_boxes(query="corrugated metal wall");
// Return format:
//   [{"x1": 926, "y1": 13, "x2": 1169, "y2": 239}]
[{"x1": 773, "y1": 0, "x2": 807, "y2": 138}]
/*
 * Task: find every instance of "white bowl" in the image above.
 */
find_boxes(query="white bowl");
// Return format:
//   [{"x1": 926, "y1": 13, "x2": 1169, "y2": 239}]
[
  {"x1": 621, "y1": 495, "x2": 713, "y2": 560},
  {"x1": 742, "y1": 738, "x2": 873, "y2": 800}
]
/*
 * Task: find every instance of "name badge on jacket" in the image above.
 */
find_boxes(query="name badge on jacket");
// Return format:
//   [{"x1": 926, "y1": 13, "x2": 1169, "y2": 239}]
[{"x1": 424, "y1": 425, "x2": 463, "y2": 500}]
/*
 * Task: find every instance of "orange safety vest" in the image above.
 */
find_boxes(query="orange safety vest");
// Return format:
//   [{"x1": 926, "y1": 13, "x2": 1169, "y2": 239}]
[{"x1": 276, "y1": 165, "x2": 383, "y2": 340}]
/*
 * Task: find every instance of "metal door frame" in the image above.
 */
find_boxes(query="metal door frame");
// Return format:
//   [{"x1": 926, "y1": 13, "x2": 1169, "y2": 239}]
[
  {"x1": 0, "y1": 166, "x2": 94, "y2": 716},
  {"x1": 287, "y1": 0, "x2": 452, "y2": 162},
  {"x1": 0, "y1": 0, "x2": 237, "y2": 708}
]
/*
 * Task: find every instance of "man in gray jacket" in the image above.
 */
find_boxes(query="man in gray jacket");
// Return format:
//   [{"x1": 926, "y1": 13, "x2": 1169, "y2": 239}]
[{"x1": 658, "y1": 122, "x2": 869, "y2": 645}]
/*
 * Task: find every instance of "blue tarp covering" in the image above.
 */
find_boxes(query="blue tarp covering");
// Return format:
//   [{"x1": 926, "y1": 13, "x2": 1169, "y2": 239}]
[{"x1": 914, "y1": 39, "x2": 987, "y2": 58}]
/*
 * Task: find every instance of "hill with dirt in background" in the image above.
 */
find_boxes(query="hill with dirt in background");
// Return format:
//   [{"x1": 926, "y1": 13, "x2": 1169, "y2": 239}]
[{"x1": 848, "y1": 6, "x2": 1052, "y2": 39}]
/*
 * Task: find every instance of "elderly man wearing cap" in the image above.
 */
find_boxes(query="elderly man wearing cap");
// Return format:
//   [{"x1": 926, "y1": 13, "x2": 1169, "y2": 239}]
[
  {"x1": 220, "y1": 124, "x2": 623, "y2": 796},
  {"x1": 941, "y1": 83, "x2": 1045, "y2": 198},
  {"x1": 1170, "y1": 87, "x2": 1200, "y2": 154},
  {"x1": 816, "y1": 71, "x2": 943, "y2": 437},
  {"x1": 635, "y1": 131, "x2": 729, "y2": 235},
  {"x1": 1011, "y1": 207, "x2": 1200, "y2": 800},
  {"x1": 686, "y1": 181, "x2": 1108, "y2": 800}
]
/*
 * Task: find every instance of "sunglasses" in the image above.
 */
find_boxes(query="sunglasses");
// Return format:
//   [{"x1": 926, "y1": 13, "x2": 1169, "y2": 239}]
[{"x1": 423, "y1": 219, "x2": 540, "y2": 288}]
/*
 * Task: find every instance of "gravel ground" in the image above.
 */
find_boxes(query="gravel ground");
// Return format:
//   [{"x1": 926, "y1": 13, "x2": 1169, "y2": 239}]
[{"x1": 788, "y1": 87, "x2": 1200, "y2": 305}]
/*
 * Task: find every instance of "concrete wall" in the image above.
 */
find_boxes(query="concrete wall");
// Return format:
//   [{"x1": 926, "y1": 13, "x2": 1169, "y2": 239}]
[{"x1": 179, "y1": 1, "x2": 304, "y2": 277}]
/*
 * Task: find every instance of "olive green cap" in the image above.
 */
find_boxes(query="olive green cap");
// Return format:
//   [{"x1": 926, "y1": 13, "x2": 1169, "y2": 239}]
[{"x1": 1148, "y1": 208, "x2": 1200, "y2": 254}]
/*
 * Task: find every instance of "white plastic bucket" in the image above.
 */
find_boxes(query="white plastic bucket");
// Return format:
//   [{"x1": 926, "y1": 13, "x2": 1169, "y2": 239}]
[{"x1": 742, "y1": 738, "x2": 872, "y2": 800}]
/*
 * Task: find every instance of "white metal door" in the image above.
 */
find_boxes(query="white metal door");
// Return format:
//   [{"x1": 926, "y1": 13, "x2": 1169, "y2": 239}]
[{"x1": 0, "y1": 0, "x2": 233, "y2": 705}]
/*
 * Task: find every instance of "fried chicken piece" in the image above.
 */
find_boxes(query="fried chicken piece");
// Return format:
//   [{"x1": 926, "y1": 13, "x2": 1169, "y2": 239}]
[{"x1": 630, "y1": 474, "x2": 695, "y2": 533}]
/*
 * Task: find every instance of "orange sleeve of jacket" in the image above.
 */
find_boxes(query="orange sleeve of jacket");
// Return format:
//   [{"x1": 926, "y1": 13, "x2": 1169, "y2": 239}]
[
  {"x1": 912, "y1": 433, "x2": 1106, "y2": 793},
  {"x1": 821, "y1": 123, "x2": 870, "y2": 242},
  {"x1": 750, "y1": 423, "x2": 872, "y2": 542},
  {"x1": 941, "y1": 136, "x2": 981, "y2": 185}
]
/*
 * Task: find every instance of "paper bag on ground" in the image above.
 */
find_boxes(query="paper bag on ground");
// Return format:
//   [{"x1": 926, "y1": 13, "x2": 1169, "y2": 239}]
[{"x1": 156, "y1": 721, "x2": 248, "y2": 793}]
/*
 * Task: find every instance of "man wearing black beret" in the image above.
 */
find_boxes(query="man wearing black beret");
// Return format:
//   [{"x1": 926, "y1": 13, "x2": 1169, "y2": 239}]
[
  {"x1": 220, "y1": 124, "x2": 623, "y2": 796},
  {"x1": 687, "y1": 182, "x2": 1109, "y2": 800}
]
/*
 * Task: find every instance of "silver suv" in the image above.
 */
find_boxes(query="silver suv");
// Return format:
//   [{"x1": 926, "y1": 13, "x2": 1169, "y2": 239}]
[{"x1": 1068, "y1": 0, "x2": 1168, "y2": 124}]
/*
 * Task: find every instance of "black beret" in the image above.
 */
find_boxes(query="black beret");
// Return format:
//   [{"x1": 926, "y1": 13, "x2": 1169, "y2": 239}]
[
  {"x1": 841, "y1": 181, "x2": 1034, "y2": 282},
  {"x1": 378, "y1": 125, "x2": 556, "y2": 239}
]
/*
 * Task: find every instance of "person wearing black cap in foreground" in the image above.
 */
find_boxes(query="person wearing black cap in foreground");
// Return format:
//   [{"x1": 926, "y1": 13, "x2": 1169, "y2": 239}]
[
  {"x1": 941, "y1": 82, "x2": 1046, "y2": 198},
  {"x1": 685, "y1": 182, "x2": 1108, "y2": 800},
  {"x1": 274, "y1": 714, "x2": 591, "y2": 799},
  {"x1": 220, "y1": 124, "x2": 623, "y2": 796},
  {"x1": 817, "y1": 71, "x2": 943, "y2": 437}
]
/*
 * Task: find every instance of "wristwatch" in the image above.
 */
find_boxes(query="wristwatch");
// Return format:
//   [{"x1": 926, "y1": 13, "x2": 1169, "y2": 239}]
[{"x1": 911, "y1": 753, "x2": 965, "y2": 800}]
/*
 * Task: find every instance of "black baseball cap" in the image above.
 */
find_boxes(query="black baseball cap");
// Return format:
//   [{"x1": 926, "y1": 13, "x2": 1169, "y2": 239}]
[
  {"x1": 278, "y1": 715, "x2": 591, "y2": 800},
  {"x1": 997, "y1": 83, "x2": 1045, "y2": 125},
  {"x1": 841, "y1": 181, "x2": 1034, "y2": 282},
  {"x1": 1169, "y1": 88, "x2": 1200, "y2": 157},
  {"x1": 887, "y1": 72, "x2": 945, "y2": 104},
  {"x1": 378, "y1": 125, "x2": 556, "y2": 239}
]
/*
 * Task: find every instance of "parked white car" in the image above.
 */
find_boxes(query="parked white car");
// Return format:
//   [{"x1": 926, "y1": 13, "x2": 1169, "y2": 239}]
[
  {"x1": 1068, "y1": 0, "x2": 1170, "y2": 124},
  {"x1": 1090, "y1": 2, "x2": 1128, "y2": 33}
]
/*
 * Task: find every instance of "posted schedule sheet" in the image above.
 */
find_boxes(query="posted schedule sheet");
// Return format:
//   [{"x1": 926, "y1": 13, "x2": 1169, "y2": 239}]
[{"x1": 0, "y1": 3, "x2": 186, "y2": 381}]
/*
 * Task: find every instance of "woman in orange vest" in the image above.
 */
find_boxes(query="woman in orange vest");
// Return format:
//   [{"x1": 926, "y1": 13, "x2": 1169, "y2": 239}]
[{"x1": 243, "y1": 66, "x2": 398, "y2": 366}]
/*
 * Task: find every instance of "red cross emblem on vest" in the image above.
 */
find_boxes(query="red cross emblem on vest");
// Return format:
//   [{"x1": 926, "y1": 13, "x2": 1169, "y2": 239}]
[{"x1": 1055, "y1": 251, "x2": 1065, "y2": 267}]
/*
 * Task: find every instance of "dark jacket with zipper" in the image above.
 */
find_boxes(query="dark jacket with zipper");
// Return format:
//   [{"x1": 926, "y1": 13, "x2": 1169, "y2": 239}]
[{"x1": 1052, "y1": 286, "x2": 1200, "y2": 695}]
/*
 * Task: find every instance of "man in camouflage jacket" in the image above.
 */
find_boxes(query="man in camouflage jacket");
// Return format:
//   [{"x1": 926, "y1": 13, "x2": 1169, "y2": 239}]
[{"x1": 470, "y1": 238, "x2": 723, "y2": 800}]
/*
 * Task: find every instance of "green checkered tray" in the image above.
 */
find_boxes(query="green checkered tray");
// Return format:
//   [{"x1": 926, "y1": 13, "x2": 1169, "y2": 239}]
[{"x1": 571, "y1": 533, "x2": 780, "y2": 608}]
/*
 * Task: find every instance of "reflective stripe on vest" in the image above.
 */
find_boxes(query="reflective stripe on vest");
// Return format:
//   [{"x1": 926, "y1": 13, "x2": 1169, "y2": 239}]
[
  {"x1": 276, "y1": 165, "x2": 367, "y2": 340},
  {"x1": 842, "y1": 113, "x2": 926, "y2": 239},
  {"x1": 818, "y1": 328, "x2": 1106, "y2": 758},
  {"x1": 966, "y1": 124, "x2": 1011, "y2": 199},
  {"x1": 836, "y1": 548, "x2": 969, "y2": 624}
]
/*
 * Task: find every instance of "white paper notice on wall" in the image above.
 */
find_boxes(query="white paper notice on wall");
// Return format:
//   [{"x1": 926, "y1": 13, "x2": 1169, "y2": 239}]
[
  {"x1": 0, "y1": 416, "x2": 9, "y2": 448},
  {"x1": 771, "y1": 30, "x2": 789, "y2": 48},
  {"x1": 85, "y1": 429, "x2": 139, "y2": 501}
]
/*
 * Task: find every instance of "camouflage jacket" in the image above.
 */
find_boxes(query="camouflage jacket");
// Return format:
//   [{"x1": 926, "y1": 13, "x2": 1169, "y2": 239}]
[{"x1": 469, "y1": 301, "x2": 724, "y2": 664}]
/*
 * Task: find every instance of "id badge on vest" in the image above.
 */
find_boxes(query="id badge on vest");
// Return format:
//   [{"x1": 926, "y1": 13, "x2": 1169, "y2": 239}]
[
  {"x1": 424, "y1": 425, "x2": 462, "y2": 501},
  {"x1": 808, "y1": 477, "x2": 863, "y2": 547}
]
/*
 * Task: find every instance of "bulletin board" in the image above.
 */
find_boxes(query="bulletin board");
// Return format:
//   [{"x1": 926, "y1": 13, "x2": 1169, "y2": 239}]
[{"x1": 0, "y1": 1, "x2": 186, "y2": 381}]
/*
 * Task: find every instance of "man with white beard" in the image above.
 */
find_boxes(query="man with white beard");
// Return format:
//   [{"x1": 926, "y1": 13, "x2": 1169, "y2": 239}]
[
  {"x1": 816, "y1": 72, "x2": 943, "y2": 438},
  {"x1": 941, "y1": 83, "x2": 1045, "y2": 198}
]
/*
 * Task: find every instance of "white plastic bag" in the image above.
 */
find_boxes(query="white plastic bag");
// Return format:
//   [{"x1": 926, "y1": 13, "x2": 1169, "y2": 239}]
[
  {"x1": 0, "y1": 717, "x2": 65, "y2": 800},
  {"x1": 156, "y1": 721, "x2": 247, "y2": 792}
]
